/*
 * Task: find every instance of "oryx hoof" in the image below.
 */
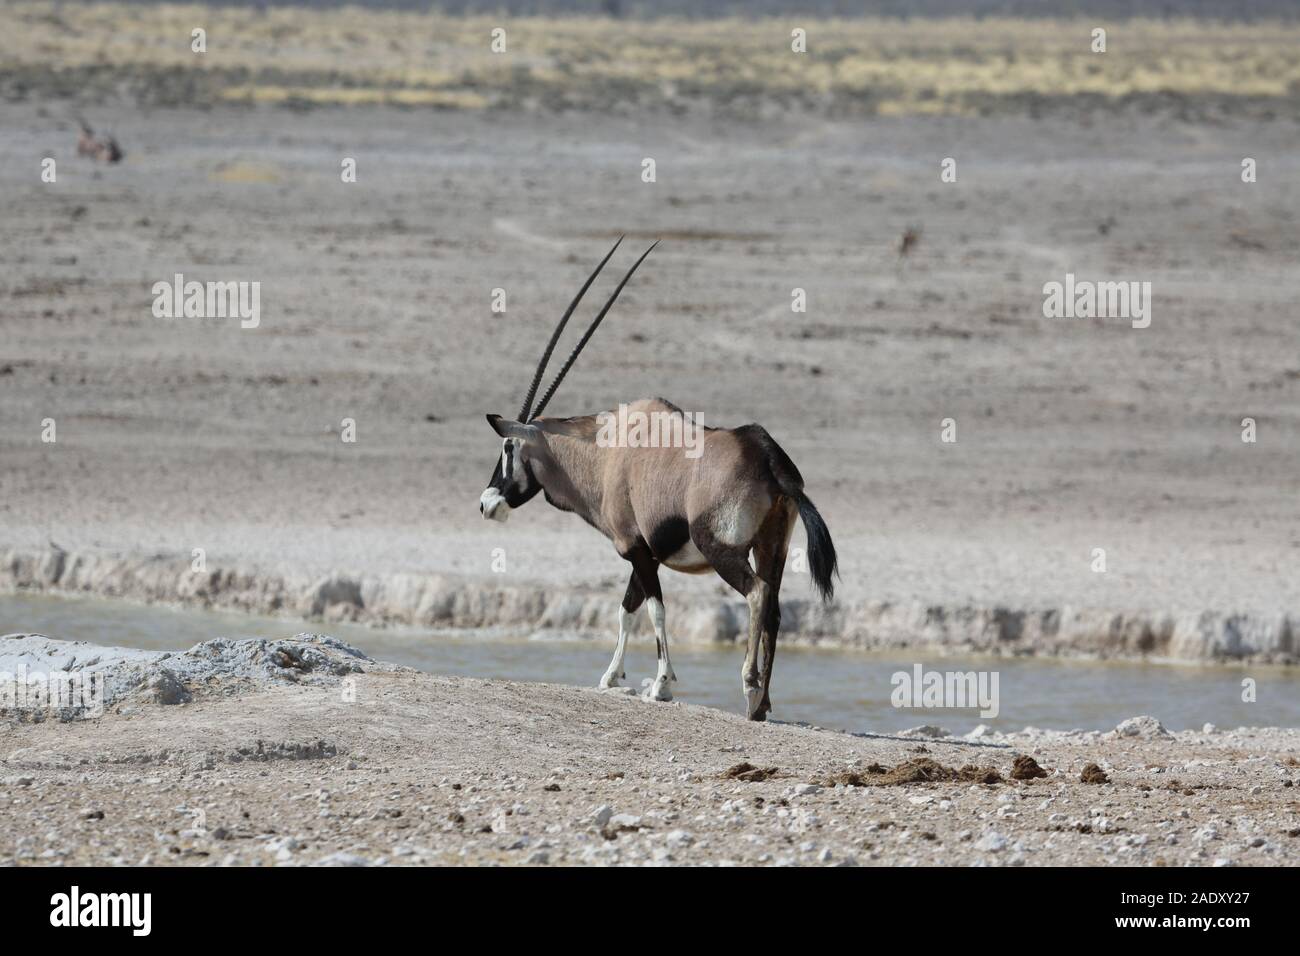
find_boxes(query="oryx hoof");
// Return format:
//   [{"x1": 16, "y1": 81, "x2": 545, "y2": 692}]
[
  {"x1": 641, "y1": 676, "x2": 674, "y2": 702},
  {"x1": 745, "y1": 687, "x2": 769, "y2": 722},
  {"x1": 598, "y1": 670, "x2": 625, "y2": 690}
]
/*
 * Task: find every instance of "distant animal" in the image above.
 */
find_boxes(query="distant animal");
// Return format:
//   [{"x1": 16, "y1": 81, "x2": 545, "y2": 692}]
[
  {"x1": 899, "y1": 226, "x2": 921, "y2": 256},
  {"x1": 478, "y1": 238, "x2": 838, "y2": 721},
  {"x1": 76, "y1": 119, "x2": 123, "y2": 164}
]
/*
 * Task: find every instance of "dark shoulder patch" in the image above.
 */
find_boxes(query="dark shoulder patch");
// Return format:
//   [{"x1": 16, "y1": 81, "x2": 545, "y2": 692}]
[{"x1": 646, "y1": 516, "x2": 690, "y2": 562}]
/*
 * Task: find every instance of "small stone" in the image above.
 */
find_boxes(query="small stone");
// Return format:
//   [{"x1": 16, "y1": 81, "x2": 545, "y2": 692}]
[
  {"x1": 975, "y1": 831, "x2": 1007, "y2": 852},
  {"x1": 665, "y1": 830, "x2": 693, "y2": 849},
  {"x1": 150, "y1": 669, "x2": 192, "y2": 706},
  {"x1": 1114, "y1": 716, "x2": 1170, "y2": 738},
  {"x1": 899, "y1": 725, "x2": 951, "y2": 739},
  {"x1": 593, "y1": 805, "x2": 613, "y2": 827}
]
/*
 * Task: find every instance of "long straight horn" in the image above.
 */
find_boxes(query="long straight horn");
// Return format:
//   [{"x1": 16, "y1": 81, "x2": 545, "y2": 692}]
[
  {"x1": 517, "y1": 236, "x2": 624, "y2": 422},
  {"x1": 531, "y1": 240, "x2": 658, "y2": 420}
]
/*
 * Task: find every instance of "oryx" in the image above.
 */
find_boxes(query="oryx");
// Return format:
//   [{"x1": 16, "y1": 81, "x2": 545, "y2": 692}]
[
  {"x1": 479, "y1": 238, "x2": 837, "y2": 721},
  {"x1": 75, "y1": 118, "x2": 123, "y2": 164}
]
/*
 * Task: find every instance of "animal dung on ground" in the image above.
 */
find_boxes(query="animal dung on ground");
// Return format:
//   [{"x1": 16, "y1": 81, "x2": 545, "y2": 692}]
[
  {"x1": 722, "y1": 762, "x2": 778, "y2": 782},
  {"x1": 1080, "y1": 762, "x2": 1110, "y2": 784},
  {"x1": 821, "y1": 758, "x2": 1002, "y2": 787},
  {"x1": 1010, "y1": 755, "x2": 1051, "y2": 780}
]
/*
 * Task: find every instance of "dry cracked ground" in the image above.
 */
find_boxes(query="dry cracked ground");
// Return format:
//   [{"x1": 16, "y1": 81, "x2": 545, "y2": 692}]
[{"x1": 3, "y1": 666, "x2": 1298, "y2": 866}]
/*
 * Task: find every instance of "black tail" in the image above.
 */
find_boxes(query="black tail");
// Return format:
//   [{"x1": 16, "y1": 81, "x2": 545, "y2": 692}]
[
  {"x1": 740, "y1": 424, "x2": 839, "y2": 603},
  {"x1": 794, "y1": 492, "x2": 838, "y2": 602}
]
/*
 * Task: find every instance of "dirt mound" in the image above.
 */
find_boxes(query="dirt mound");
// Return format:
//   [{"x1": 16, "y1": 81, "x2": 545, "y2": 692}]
[{"x1": 0, "y1": 632, "x2": 381, "y2": 718}]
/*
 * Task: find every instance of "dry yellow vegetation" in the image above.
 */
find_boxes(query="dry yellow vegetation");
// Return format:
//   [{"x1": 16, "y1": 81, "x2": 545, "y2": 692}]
[{"x1": 3, "y1": 1, "x2": 1299, "y2": 114}]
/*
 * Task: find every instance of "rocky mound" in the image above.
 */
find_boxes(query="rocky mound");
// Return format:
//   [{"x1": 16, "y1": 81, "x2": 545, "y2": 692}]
[{"x1": 0, "y1": 632, "x2": 382, "y2": 719}]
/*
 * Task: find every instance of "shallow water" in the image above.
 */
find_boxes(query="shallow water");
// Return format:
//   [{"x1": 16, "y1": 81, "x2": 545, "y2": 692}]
[{"x1": 3, "y1": 593, "x2": 1297, "y2": 734}]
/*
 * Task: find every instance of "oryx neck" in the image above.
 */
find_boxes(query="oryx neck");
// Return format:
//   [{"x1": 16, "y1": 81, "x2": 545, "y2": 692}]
[{"x1": 529, "y1": 429, "x2": 606, "y2": 528}]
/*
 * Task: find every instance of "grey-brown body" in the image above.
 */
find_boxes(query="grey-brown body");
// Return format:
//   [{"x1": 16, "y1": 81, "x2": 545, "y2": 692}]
[{"x1": 483, "y1": 398, "x2": 835, "y2": 720}]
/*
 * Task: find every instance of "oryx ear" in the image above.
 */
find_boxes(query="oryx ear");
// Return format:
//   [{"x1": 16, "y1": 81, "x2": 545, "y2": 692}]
[{"x1": 486, "y1": 414, "x2": 539, "y2": 442}]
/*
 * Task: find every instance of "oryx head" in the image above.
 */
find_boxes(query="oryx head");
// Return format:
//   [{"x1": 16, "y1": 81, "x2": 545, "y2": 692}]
[
  {"x1": 480, "y1": 236, "x2": 657, "y2": 522},
  {"x1": 479, "y1": 416, "x2": 541, "y2": 521}
]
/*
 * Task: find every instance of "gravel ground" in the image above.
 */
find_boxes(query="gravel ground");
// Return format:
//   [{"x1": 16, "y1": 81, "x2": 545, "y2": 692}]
[{"x1": 2, "y1": 635, "x2": 1297, "y2": 866}]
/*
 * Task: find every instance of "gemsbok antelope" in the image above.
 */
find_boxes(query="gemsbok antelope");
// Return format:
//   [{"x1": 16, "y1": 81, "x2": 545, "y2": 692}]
[
  {"x1": 479, "y1": 238, "x2": 838, "y2": 721},
  {"x1": 75, "y1": 118, "x2": 123, "y2": 164}
]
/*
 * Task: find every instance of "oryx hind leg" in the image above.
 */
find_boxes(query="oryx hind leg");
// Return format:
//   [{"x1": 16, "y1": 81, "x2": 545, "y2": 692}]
[
  {"x1": 599, "y1": 571, "x2": 644, "y2": 691},
  {"x1": 752, "y1": 499, "x2": 797, "y2": 719},
  {"x1": 692, "y1": 531, "x2": 766, "y2": 719}
]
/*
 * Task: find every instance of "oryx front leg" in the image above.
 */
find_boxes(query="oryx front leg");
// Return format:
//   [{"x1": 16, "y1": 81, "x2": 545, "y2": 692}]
[
  {"x1": 643, "y1": 597, "x2": 676, "y2": 702},
  {"x1": 599, "y1": 606, "x2": 637, "y2": 690},
  {"x1": 622, "y1": 545, "x2": 674, "y2": 703},
  {"x1": 600, "y1": 570, "x2": 645, "y2": 691}
]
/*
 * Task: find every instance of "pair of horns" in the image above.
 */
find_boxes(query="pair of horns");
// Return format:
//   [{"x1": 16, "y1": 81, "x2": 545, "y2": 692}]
[{"x1": 517, "y1": 236, "x2": 658, "y2": 422}]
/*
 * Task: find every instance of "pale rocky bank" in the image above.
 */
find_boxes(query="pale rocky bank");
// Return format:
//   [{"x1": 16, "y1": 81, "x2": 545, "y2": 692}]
[{"x1": 3, "y1": 547, "x2": 1296, "y2": 664}]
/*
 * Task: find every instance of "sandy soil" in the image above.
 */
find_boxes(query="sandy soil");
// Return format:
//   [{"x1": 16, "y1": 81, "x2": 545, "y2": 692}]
[
  {"x1": 2, "y1": 634, "x2": 1297, "y2": 867},
  {"x1": 2, "y1": 100, "x2": 1299, "y2": 655}
]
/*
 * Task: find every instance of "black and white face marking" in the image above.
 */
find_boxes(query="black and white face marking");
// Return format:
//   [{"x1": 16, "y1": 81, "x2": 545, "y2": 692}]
[{"x1": 479, "y1": 437, "x2": 541, "y2": 521}]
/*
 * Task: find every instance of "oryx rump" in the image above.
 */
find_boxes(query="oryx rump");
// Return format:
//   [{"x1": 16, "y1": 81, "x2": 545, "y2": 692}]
[{"x1": 480, "y1": 238, "x2": 837, "y2": 721}]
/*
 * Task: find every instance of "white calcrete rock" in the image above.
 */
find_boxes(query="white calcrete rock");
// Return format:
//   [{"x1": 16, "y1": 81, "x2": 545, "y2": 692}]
[{"x1": 1113, "y1": 716, "x2": 1171, "y2": 739}]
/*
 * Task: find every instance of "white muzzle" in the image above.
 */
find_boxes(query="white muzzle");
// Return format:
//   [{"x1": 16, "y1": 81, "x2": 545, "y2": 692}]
[{"x1": 480, "y1": 487, "x2": 511, "y2": 522}]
